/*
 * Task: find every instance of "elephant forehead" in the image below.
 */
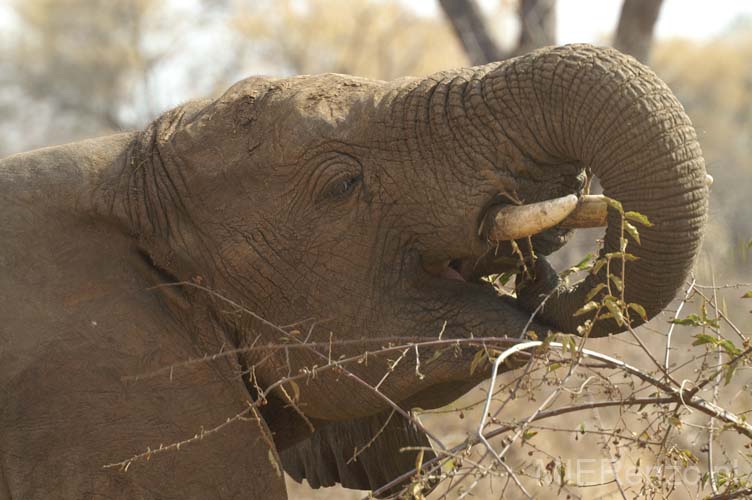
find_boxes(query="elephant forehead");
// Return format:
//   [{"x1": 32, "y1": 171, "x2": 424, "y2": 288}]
[{"x1": 252, "y1": 73, "x2": 382, "y2": 133}]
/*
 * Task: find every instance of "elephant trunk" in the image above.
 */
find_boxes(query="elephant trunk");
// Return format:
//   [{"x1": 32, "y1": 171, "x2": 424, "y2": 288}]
[{"x1": 481, "y1": 45, "x2": 708, "y2": 335}]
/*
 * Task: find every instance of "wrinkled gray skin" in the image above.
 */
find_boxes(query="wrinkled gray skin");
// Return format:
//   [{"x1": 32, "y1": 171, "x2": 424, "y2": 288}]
[{"x1": 0, "y1": 45, "x2": 708, "y2": 499}]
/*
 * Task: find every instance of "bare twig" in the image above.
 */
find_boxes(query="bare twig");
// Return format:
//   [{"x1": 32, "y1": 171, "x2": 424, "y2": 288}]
[{"x1": 665, "y1": 278, "x2": 696, "y2": 373}]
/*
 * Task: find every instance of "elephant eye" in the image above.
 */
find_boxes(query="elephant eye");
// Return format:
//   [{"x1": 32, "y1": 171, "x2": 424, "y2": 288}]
[{"x1": 323, "y1": 173, "x2": 362, "y2": 201}]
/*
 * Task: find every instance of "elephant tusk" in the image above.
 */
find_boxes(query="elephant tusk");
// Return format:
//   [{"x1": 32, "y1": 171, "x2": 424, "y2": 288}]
[
  {"x1": 488, "y1": 194, "x2": 578, "y2": 241},
  {"x1": 489, "y1": 182, "x2": 714, "y2": 238}
]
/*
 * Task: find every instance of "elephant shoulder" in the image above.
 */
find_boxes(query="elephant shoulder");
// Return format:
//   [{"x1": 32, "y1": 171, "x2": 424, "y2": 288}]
[
  {"x1": 0, "y1": 217, "x2": 288, "y2": 498},
  {"x1": 0, "y1": 288, "x2": 288, "y2": 499}
]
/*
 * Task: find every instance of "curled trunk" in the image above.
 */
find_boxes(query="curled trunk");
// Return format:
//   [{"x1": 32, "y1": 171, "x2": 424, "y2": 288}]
[{"x1": 482, "y1": 45, "x2": 708, "y2": 335}]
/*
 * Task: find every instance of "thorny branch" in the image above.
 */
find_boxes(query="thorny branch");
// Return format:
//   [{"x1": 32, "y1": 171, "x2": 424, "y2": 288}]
[{"x1": 106, "y1": 240, "x2": 751, "y2": 499}]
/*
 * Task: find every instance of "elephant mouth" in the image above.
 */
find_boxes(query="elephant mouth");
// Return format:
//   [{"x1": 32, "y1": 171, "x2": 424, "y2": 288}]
[
  {"x1": 430, "y1": 173, "x2": 712, "y2": 284},
  {"x1": 438, "y1": 259, "x2": 468, "y2": 282},
  {"x1": 437, "y1": 256, "x2": 515, "y2": 283},
  {"x1": 425, "y1": 193, "x2": 610, "y2": 284}
]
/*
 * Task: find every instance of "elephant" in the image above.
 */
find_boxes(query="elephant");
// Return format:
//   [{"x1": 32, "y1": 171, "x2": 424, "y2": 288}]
[{"x1": 0, "y1": 44, "x2": 708, "y2": 499}]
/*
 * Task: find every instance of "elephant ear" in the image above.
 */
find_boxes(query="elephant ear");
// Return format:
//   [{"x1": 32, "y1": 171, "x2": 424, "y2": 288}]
[{"x1": 280, "y1": 409, "x2": 436, "y2": 497}]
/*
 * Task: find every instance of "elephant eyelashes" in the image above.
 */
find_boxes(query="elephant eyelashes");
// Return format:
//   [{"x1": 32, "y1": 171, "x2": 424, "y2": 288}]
[{"x1": 322, "y1": 173, "x2": 362, "y2": 201}]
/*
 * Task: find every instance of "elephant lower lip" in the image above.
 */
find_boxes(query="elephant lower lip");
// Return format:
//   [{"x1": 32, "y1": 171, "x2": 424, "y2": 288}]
[
  {"x1": 423, "y1": 258, "x2": 469, "y2": 282},
  {"x1": 440, "y1": 266, "x2": 466, "y2": 282},
  {"x1": 425, "y1": 255, "x2": 515, "y2": 284}
]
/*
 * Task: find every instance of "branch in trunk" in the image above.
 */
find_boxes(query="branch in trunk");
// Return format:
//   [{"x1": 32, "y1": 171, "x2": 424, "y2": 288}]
[{"x1": 613, "y1": 0, "x2": 665, "y2": 63}]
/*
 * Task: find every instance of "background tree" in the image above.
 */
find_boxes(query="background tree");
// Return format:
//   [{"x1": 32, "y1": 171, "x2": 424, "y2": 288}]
[
  {"x1": 614, "y1": 0, "x2": 665, "y2": 62},
  {"x1": 231, "y1": 0, "x2": 466, "y2": 81},
  {"x1": 5, "y1": 0, "x2": 166, "y2": 141},
  {"x1": 0, "y1": 0, "x2": 237, "y2": 152},
  {"x1": 439, "y1": 0, "x2": 665, "y2": 63}
]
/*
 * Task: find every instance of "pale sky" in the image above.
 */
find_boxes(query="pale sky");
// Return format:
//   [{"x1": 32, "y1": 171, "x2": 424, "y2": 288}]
[
  {"x1": 408, "y1": 0, "x2": 752, "y2": 43},
  {"x1": 2, "y1": 1, "x2": 750, "y2": 43},
  {"x1": 560, "y1": 0, "x2": 752, "y2": 43}
]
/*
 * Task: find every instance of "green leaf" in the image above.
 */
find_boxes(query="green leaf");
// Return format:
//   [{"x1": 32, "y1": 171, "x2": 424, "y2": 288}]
[
  {"x1": 624, "y1": 221, "x2": 641, "y2": 245},
  {"x1": 691, "y1": 335, "x2": 742, "y2": 356},
  {"x1": 724, "y1": 365, "x2": 737, "y2": 386},
  {"x1": 496, "y1": 271, "x2": 516, "y2": 286},
  {"x1": 574, "y1": 301, "x2": 599, "y2": 316},
  {"x1": 682, "y1": 449, "x2": 699, "y2": 465},
  {"x1": 561, "y1": 253, "x2": 595, "y2": 277},
  {"x1": 671, "y1": 314, "x2": 719, "y2": 328},
  {"x1": 585, "y1": 283, "x2": 607, "y2": 302},
  {"x1": 556, "y1": 335, "x2": 578, "y2": 355},
  {"x1": 592, "y1": 259, "x2": 608, "y2": 275},
  {"x1": 604, "y1": 196, "x2": 623, "y2": 214},
  {"x1": 567, "y1": 336, "x2": 577, "y2": 355},
  {"x1": 573, "y1": 253, "x2": 595, "y2": 270},
  {"x1": 609, "y1": 274, "x2": 624, "y2": 292},
  {"x1": 625, "y1": 211, "x2": 654, "y2": 227},
  {"x1": 719, "y1": 339, "x2": 742, "y2": 357},
  {"x1": 716, "y1": 472, "x2": 728, "y2": 487},
  {"x1": 442, "y1": 459, "x2": 455, "y2": 473},
  {"x1": 629, "y1": 303, "x2": 648, "y2": 322},
  {"x1": 604, "y1": 298, "x2": 625, "y2": 326},
  {"x1": 522, "y1": 430, "x2": 538, "y2": 442},
  {"x1": 604, "y1": 252, "x2": 640, "y2": 262},
  {"x1": 692, "y1": 333, "x2": 717, "y2": 346}
]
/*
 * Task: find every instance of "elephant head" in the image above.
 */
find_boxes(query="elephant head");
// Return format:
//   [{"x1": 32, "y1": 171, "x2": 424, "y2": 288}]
[{"x1": 108, "y1": 44, "x2": 708, "y2": 493}]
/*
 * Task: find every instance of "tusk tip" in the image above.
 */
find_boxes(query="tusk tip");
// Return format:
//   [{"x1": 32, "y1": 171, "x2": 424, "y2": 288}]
[
  {"x1": 705, "y1": 174, "x2": 714, "y2": 187},
  {"x1": 560, "y1": 194, "x2": 579, "y2": 206},
  {"x1": 489, "y1": 194, "x2": 579, "y2": 241}
]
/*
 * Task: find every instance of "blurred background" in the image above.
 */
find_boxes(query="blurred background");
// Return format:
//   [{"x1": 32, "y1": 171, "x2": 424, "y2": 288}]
[{"x1": 1, "y1": 1, "x2": 749, "y2": 498}]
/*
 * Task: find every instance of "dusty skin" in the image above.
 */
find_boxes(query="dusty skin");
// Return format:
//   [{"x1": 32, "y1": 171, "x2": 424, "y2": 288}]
[{"x1": 0, "y1": 45, "x2": 708, "y2": 499}]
